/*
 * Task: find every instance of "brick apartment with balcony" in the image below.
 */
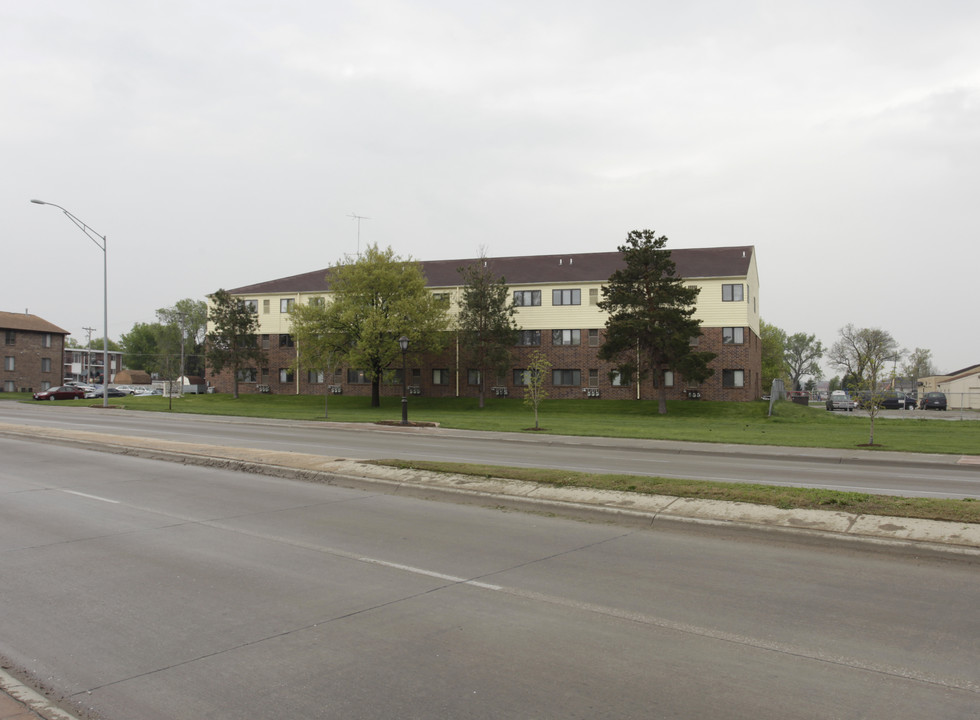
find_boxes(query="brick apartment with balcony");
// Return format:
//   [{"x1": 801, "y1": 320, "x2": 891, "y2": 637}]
[
  {"x1": 209, "y1": 247, "x2": 762, "y2": 402},
  {"x1": 1, "y1": 311, "x2": 70, "y2": 393}
]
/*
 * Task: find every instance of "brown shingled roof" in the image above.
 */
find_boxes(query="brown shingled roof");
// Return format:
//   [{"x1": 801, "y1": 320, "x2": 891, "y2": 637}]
[
  {"x1": 228, "y1": 246, "x2": 755, "y2": 294},
  {"x1": 0, "y1": 310, "x2": 70, "y2": 334}
]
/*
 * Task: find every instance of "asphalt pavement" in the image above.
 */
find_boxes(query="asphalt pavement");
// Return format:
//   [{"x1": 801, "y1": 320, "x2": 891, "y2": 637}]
[{"x1": 2, "y1": 418, "x2": 979, "y2": 718}]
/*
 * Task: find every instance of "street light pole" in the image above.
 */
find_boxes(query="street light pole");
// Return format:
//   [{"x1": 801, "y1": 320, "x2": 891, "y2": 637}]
[
  {"x1": 31, "y1": 199, "x2": 110, "y2": 408},
  {"x1": 398, "y1": 335, "x2": 409, "y2": 426}
]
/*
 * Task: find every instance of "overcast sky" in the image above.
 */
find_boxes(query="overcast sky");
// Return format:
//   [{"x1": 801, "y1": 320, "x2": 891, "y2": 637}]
[{"x1": 3, "y1": 1, "x2": 978, "y2": 375}]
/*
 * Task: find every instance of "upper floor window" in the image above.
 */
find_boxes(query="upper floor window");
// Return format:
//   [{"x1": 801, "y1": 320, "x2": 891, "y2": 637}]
[
  {"x1": 4, "y1": 331, "x2": 14, "y2": 345},
  {"x1": 513, "y1": 290, "x2": 541, "y2": 307},
  {"x1": 516, "y1": 330, "x2": 541, "y2": 346},
  {"x1": 263, "y1": 299, "x2": 270, "y2": 314},
  {"x1": 309, "y1": 296, "x2": 325, "y2": 307},
  {"x1": 244, "y1": 299, "x2": 258, "y2": 313},
  {"x1": 42, "y1": 333, "x2": 52, "y2": 348},
  {"x1": 722, "y1": 327, "x2": 744, "y2": 344},
  {"x1": 552, "y1": 289, "x2": 581, "y2": 306},
  {"x1": 552, "y1": 329, "x2": 581, "y2": 346},
  {"x1": 280, "y1": 298, "x2": 295, "y2": 313},
  {"x1": 589, "y1": 288, "x2": 599, "y2": 306},
  {"x1": 722, "y1": 284, "x2": 743, "y2": 302},
  {"x1": 432, "y1": 292, "x2": 451, "y2": 306}
]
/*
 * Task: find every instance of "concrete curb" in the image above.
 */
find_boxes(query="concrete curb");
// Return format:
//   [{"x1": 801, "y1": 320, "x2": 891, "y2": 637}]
[{"x1": 3, "y1": 422, "x2": 979, "y2": 556}]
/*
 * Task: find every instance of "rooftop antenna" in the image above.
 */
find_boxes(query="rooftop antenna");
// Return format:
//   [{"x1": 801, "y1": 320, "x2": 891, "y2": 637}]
[{"x1": 348, "y1": 213, "x2": 370, "y2": 256}]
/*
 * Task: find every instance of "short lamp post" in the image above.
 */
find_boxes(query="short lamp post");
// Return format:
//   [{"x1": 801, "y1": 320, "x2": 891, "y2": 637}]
[
  {"x1": 398, "y1": 335, "x2": 409, "y2": 426},
  {"x1": 31, "y1": 199, "x2": 109, "y2": 408}
]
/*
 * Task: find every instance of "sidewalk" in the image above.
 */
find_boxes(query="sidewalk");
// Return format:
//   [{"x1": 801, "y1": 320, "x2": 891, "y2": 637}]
[{"x1": 0, "y1": 669, "x2": 79, "y2": 720}]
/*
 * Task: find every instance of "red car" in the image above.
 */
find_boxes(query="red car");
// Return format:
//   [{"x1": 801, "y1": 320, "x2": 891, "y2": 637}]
[{"x1": 33, "y1": 385, "x2": 86, "y2": 401}]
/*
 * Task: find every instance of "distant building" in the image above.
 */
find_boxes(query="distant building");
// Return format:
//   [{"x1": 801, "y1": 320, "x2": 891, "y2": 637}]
[
  {"x1": 210, "y1": 246, "x2": 762, "y2": 402},
  {"x1": 63, "y1": 347, "x2": 123, "y2": 385},
  {"x1": 922, "y1": 364, "x2": 980, "y2": 410},
  {"x1": 0, "y1": 310, "x2": 69, "y2": 393}
]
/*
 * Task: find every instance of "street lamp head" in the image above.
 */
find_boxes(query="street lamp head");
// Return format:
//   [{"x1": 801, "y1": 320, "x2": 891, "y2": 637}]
[
  {"x1": 30, "y1": 199, "x2": 48, "y2": 205},
  {"x1": 398, "y1": 335, "x2": 409, "y2": 352}
]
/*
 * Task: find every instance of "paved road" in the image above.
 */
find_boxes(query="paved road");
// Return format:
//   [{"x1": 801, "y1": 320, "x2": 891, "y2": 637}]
[
  {"x1": 2, "y1": 436, "x2": 978, "y2": 719},
  {"x1": 0, "y1": 403, "x2": 977, "y2": 499}
]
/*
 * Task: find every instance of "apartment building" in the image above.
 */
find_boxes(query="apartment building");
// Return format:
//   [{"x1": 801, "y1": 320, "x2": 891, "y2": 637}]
[
  {"x1": 211, "y1": 246, "x2": 761, "y2": 401},
  {"x1": 0, "y1": 311, "x2": 69, "y2": 393}
]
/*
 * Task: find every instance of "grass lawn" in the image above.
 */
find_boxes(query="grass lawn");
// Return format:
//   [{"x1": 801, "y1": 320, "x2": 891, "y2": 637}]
[{"x1": 24, "y1": 392, "x2": 976, "y2": 455}]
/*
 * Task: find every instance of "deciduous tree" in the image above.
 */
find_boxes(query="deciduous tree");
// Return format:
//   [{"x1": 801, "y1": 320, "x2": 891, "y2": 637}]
[
  {"x1": 784, "y1": 332, "x2": 824, "y2": 391},
  {"x1": 206, "y1": 289, "x2": 265, "y2": 399},
  {"x1": 322, "y1": 244, "x2": 450, "y2": 407},
  {"x1": 829, "y1": 325, "x2": 899, "y2": 445},
  {"x1": 522, "y1": 350, "x2": 551, "y2": 430},
  {"x1": 456, "y1": 256, "x2": 519, "y2": 408},
  {"x1": 288, "y1": 300, "x2": 346, "y2": 418},
  {"x1": 598, "y1": 230, "x2": 715, "y2": 415},
  {"x1": 760, "y1": 320, "x2": 788, "y2": 394},
  {"x1": 157, "y1": 298, "x2": 208, "y2": 382}
]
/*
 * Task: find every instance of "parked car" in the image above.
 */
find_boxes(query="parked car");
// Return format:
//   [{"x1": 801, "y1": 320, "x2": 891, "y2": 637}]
[
  {"x1": 919, "y1": 392, "x2": 947, "y2": 411},
  {"x1": 825, "y1": 390, "x2": 856, "y2": 411},
  {"x1": 84, "y1": 386, "x2": 127, "y2": 399},
  {"x1": 132, "y1": 387, "x2": 163, "y2": 397},
  {"x1": 33, "y1": 386, "x2": 86, "y2": 401},
  {"x1": 856, "y1": 391, "x2": 916, "y2": 410}
]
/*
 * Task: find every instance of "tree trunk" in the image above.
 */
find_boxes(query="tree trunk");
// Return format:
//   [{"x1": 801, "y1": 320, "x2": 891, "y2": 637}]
[
  {"x1": 371, "y1": 377, "x2": 380, "y2": 407},
  {"x1": 323, "y1": 382, "x2": 329, "y2": 418},
  {"x1": 658, "y1": 382, "x2": 667, "y2": 415}
]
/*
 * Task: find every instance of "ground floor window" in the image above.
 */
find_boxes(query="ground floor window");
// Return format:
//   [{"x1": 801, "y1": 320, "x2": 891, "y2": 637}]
[
  {"x1": 432, "y1": 368, "x2": 450, "y2": 385},
  {"x1": 238, "y1": 368, "x2": 257, "y2": 382},
  {"x1": 588, "y1": 369, "x2": 599, "y2": 387},
  {"x1": 279, "y1": 368, "x2": 294, "y2": 383},
  {"x1": 347, "y1": 369, "x2": 369, "y2": 384},
  {"x1": 723, "y1": 369, "x2": 745, "y2": 388},
  {"x1": 664, "y1": 370, "x2": 674, "y2": 387},
  {"x1": 513, "y1": 369, "x2": 528, "y2": 386},
  {"x1": 552, "y1": 369, "x2": 581, "y2": 386},
  {"x1": 3, "y1": 381, "x2": 14, "y2": 392},
  {"x1": 467, "y1": 369, "x2": 481, "y2": 385},
  {"x1": 41, "y1": 381, "x2": 51, "y2": 390},
  {"x1": 308, "y1": 370, "x2": 324, "y2": 383}
]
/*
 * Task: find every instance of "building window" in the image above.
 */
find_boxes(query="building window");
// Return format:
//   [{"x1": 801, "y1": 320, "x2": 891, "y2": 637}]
[
  {"x1": 513, "y1": 369, "x2": 528, "y2": 386},
  {"x1": 4, "y1": 331, "x2": 14, "y2": 345},
  {"x1": 588, "y1": 369, "x2": 599, "y2": 388},
  {"x1": 4, "y1": 381, "x2": 15, "y2": 392},
  {"x1": 552, "y1": 289, "x2": 581, "y2": 306},
  {"x1": 41, "y1": 358, "x2": 51, "y2": 372},
  {"x1": 263, "y1": 299, "x2": 270, "y2": 314},
  {"x1": 722, "y1": 284, "x2": 743, "y2": 302},
  {"x1": 385, "y1": 368, "x2": 404, "y2": 385},
  {"x1": 309, "y1": 296, "x2": 325, "y2": 307},
  {"x1": 516, "y1": 330, "x2": 541, "y2": 346},
  {"x1": 432, "y1": 369, "x2": 450, "y2": 385},
  {"x1": 261, "y1": 334, "x2": 270, "y2": 350},
  {"x1": 611, "y1": 370, "x2": 629, "y2": 387},
  {"x1": 552, "y1": 329, "x2": 581, "y2": 346},
  {"x1": 279, "y1": 334, "x2": 294, "y2": 348},
  {"x1": 3, "y1": 357, "x2": 13, "y2": 371},
  {"x1": 238, "y1": 368, "x2": 257, "y2": 383},
  {"x1": 40, "y1": 381, "x2": 51, "y2": 391},
  {"x1": 411, "y1": 368, "x2": 421, "y2": 385},
  {"x1": 467, "y1": 369, "x2": 481, "y2": 385},
  {"x1": 280, "y1": 298, "x2": 295, "y2": 313},
  {"x1": 279, "y1": 368, "x2": 294, "y2": 383},
  {"x1": 552, "y1": 369, "x2": 581, "y2": 386},
  {"x1": 589, "y1": 288, "x2": 599, "y2": 306},
  {"x1": 664, "y1": 370, "x2": 674, "y2": 387},
  {"x1": 689, "y1": 335, "x2": 700, "y2": 346},
  {"x1": 347, "y1": 369, "x2": 369, "y2": 384},
  {"x1": 723, "y1": 369, "x2": 745, "y2": 388},
  {"x1": 42, "y1": 333, "x2": 52, "y2": 348},
  {"x1": 432, "y1": 292, "x2": 451, "y2": 306},
  {"x1": 722, "y1": 327, "x2": 744, "y2": 344},
  {"x1": 513, "y1": 290, "x2": 541, "y2": 307},
  {"x1": 588, "y1": 329, "x2": 600, "y2": 347},
  {"x1": 308, "y1": 370, "x2": 324, "y2": 383},
  {"x1": 244, "y1": 299, "x2": 258, "y2": 313}
]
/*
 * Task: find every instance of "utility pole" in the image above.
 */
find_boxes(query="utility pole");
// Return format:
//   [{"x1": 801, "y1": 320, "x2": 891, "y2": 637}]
[{"x1": 82, "y1": 326, "x2": 96, "y2": 381}]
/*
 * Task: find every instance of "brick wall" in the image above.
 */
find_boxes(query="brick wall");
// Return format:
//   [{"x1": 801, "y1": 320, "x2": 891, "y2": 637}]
[
  {"x1": 1, "y1": 330, "x2": 65, "y2": 392},
  {"x1": 209, "y1": 327, "x2": 762, "y2": 402}
]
